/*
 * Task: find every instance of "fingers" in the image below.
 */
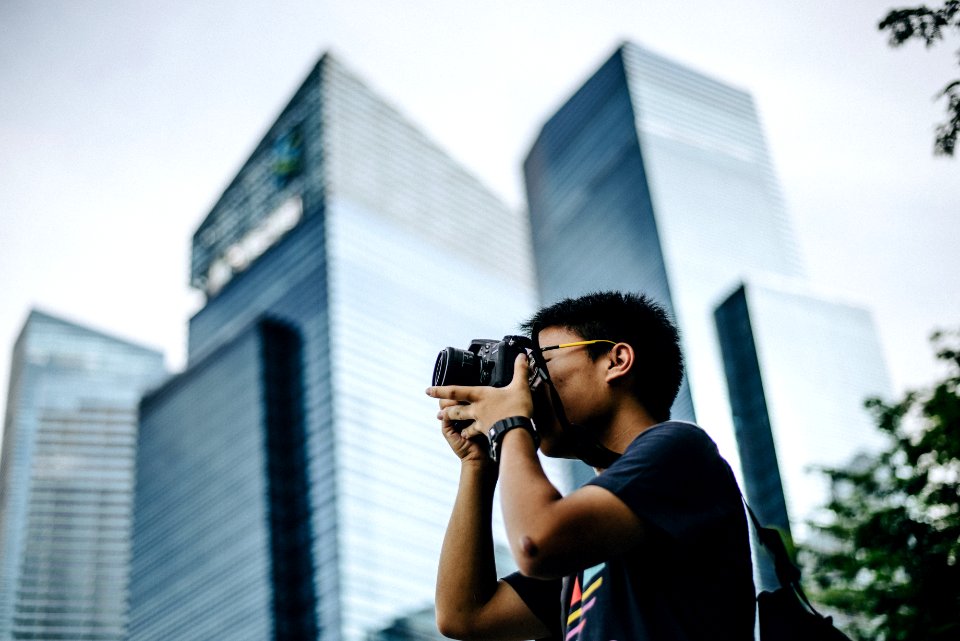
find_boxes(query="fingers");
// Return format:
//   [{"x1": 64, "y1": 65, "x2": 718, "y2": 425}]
[
  {"x1": 458, "y1": 422, "x2": 486, "y2": 440},
  {"x1": 430, "y1": 354, "x2": 533, "y2": 431},
  {"x1": 426, "y1": 384, "x2": 480, "y2": 402},
  {"x1": 437, "y1": 402, "x2": 475, "y2": 423}
]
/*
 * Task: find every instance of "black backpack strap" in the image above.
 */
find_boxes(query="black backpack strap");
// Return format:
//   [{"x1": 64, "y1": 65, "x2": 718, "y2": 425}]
[{"x1": 741, "y1": 496, "x2": 824, "y2": 617}]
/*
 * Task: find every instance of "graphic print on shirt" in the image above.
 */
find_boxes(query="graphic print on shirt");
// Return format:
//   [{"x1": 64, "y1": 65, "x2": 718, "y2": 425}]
[{"x1": 565, "y1": 562, "x2": 604, "y2": 640}]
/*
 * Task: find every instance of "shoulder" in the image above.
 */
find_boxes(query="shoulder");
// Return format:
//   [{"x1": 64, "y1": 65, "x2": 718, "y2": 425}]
[
  {"x1": 619, "y1": 421, "x2": 719, "y2": 465},
  {"x1": 588, "y1": 421, "x2": 738, "y2": 518}
]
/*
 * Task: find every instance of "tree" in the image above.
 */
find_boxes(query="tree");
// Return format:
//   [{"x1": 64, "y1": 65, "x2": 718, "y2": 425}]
[
  {"x1": 801, "y1": 329, "x2": 960, "y2": 640},
  {"x1": 879, "y1": 1, "x2": 960, "y2": 155}
]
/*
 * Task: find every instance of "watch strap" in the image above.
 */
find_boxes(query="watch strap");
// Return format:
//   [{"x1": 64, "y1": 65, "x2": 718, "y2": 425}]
[{"x1": 487, "y1": 416, "x2": 539, "y2": 463}]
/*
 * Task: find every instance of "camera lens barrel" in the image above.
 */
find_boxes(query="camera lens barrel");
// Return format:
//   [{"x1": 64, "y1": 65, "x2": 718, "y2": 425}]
[{"x1": 432, "y1": 347, "x2": 480, "y2": 386}]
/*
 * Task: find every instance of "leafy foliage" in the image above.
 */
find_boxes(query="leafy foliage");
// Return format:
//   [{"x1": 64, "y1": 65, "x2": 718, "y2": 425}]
[
  {"x1": 879, "y1": 1, "x2": 960, "y2": 155},
  {"x1": 803, "y1": 329, "x2": 960, "y2": 641}
]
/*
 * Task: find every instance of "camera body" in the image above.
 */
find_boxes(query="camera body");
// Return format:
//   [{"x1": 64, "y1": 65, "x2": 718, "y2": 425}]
[{"x1": 432, "y1": 335, "x2": 531, "y2": 388}]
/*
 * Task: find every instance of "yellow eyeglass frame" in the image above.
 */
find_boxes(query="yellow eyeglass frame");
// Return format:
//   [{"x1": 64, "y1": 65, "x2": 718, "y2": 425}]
[{"x1": 538, "y1": 339, "x2": 617, "y2": 353}]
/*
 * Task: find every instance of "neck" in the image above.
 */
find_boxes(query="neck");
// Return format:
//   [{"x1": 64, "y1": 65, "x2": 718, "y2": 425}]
[{"x1": 597, "y1": 396, "x2": 659, "y2": 455}]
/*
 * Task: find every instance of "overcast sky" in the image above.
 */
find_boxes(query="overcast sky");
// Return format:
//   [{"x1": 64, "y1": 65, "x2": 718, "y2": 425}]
[{"x1": 2, "y1": 1, "x2": 958, "y2": 429}]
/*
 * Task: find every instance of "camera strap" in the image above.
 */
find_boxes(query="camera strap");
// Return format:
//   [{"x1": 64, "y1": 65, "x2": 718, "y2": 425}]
[
  {"x1": 526, "y1": 340, "x2": 621, "y2": 469},
  {"x1": 541, "y1": 374, "x2": 621, "y2": 469}
]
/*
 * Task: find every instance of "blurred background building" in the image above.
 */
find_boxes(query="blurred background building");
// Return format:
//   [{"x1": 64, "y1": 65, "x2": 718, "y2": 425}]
[
  {"x1": 715, "y1": 278, "x2": 890, "y2": 589},
  {"x1": 128, "y1": 53, "x2": 544, "y2": 641},
  {"x1": 0, "y1": 310, "x2": 165, "y2": 640},
  {"x1": 366, "y1": 606, "x2": 447, "y2": 641}
]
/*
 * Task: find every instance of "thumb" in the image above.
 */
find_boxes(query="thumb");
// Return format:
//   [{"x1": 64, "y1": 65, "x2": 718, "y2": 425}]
[{"x1": 511, "y1": 352, "x2": 529, "y2": 387}]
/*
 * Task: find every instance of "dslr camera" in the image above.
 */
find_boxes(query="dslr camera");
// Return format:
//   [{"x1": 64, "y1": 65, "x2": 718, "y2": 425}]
[{"x1": 432, "y1": 335, "x2": 533, "y2": 388}]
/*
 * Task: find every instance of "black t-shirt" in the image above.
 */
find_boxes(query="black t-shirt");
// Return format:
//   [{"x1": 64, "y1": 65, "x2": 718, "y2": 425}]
[{"x1": 504, "y1": 421, "x2": 755, "y2": 641}]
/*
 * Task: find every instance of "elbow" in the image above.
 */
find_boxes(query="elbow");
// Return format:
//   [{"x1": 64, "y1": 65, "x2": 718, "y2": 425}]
[
  {"x1": 435, "y1": 606, "x2": 477, "y2": 640},
  {"x1": 435, "y1": 619, "x2": 485, "y2": 641},
  {"x1": 435, "y1": 613, "x2": 463, "y2": 640},
  {"x1": 434, "y1": 601, "x2": 462, "y2": 639},
  {"x1": 513, "y1": 534, "x2": 562, "y2": 579}
]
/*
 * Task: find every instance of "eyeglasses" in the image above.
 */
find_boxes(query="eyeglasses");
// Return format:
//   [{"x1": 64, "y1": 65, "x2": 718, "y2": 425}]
[
  {"x1": 526, "y1": 340, "x2": 616, "y2": 391},
  {"x1": 538, "y1": 339, "x2": 617, "y2": 353}
]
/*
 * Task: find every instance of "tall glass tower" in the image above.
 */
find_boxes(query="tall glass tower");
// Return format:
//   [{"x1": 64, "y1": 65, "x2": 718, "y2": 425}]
[
  {"x1": 0, "y1": 310, "x2": 165, "y2": 641},
  {"x1": 523, "y1": 42, "x2": 805, "y2": 469},
  {"x1": 715, "y1": 278, "x2": 890, "y2": 589},
  {"x1": 129, "y1": 53, "x2": 541, "y2": 641}
]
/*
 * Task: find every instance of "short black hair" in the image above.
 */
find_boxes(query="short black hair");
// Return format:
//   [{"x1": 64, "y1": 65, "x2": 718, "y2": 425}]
[{"x1": 521, "y1": 291, "x2": 683, "y2": 422}]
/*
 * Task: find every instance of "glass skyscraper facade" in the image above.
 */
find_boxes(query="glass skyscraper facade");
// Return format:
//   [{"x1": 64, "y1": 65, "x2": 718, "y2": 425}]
[
  {"x1": 129, "y1": 53, "x2": 543, "y2": 641},
  {"x1": 0, "y1": 310, "x2": 165, "y2": 640},
  {"x1": 715, "y1": 279, "x2": 890, "y2": 589},
  {"x1": 523, "y1": 41, "x2": 805, "y2": 472}
]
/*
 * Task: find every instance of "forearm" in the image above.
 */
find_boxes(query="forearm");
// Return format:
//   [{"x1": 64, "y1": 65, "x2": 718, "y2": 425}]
[
  {"x1": 436, "y1": 461, "x2": 500, "y2": 628},
  {"x1": 497, "y1": 430, "x2": 565, "y2": 577}
]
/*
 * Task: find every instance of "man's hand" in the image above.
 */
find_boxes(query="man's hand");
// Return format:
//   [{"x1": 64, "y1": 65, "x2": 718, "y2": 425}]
[
  {"x1": 436, "y1": 399, "x2": 492, "y2": 464},
  {"x1": 428, "y1": 353, "x2": 534, "y2": 447}
]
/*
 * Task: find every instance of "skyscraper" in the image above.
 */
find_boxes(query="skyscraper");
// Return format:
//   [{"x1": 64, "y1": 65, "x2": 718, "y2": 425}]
[
  {"x1": 0, "y1": 310, "x2": 165, "y2": 641},
  {"x1": 129, "y1": 53, "x2": 540, "y2": 641},
  {"x1": 523, "y1": 41, "x2": 891, "y2": 588},
  {"x1": 715, "y1": 278, "x2": 890, "y2": 589},
  {"x1": 523, "y1": 41, "x2": 806, "y2": 471}
]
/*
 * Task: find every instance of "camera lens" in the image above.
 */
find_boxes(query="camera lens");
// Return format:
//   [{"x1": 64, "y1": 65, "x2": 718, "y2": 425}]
[{"x1": 433, "y1": 347, "x2": 480, "y2": 386}]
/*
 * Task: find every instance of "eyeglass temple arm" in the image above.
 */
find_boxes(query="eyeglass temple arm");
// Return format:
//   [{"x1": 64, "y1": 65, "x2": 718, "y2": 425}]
[{"x1": 539, "y1": 339, "x2": 617, "y2": 352}]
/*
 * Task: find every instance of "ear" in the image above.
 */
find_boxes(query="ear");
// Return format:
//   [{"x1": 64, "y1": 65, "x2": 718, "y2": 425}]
[{"x1": 604, "y1": 342, "x2": 635, "y2": 384}]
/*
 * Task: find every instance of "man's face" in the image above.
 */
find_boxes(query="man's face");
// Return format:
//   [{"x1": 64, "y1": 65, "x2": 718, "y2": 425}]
[{"x1": 532, "y1": 326, "x2": 611, "y2": 458}]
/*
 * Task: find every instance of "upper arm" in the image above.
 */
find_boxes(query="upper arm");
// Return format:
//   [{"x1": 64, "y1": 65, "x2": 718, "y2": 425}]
[
  {"x1": 437, "y1": 578, "x2": 554, "y2": 641},
  {"x1": 512, "y1": 484, "x2": 644, "y2": 579}
]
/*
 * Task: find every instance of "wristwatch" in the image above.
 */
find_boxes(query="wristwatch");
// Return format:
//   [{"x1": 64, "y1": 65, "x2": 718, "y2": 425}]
[{"x1": 487, "y1": 416, "x2": 539, "y2": 463}]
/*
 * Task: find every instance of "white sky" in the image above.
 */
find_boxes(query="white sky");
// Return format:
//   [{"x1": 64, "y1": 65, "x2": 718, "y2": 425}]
[{"x1": 2, "y1": 1, "x2": 958, "y2": 429}]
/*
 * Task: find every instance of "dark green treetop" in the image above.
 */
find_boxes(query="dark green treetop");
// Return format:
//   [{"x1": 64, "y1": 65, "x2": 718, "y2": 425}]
[
  {"x1": 802, "y1": 328, "x2": 960, "y2": 640},
  {"x1": 879, "y1": 1, "x2": 960, "y2": 155}
]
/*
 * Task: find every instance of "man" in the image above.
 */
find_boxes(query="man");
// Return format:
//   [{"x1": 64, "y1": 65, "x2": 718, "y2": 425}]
[{"x1": 428, "y1": 291, "x2": 755, "y2": 640}]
